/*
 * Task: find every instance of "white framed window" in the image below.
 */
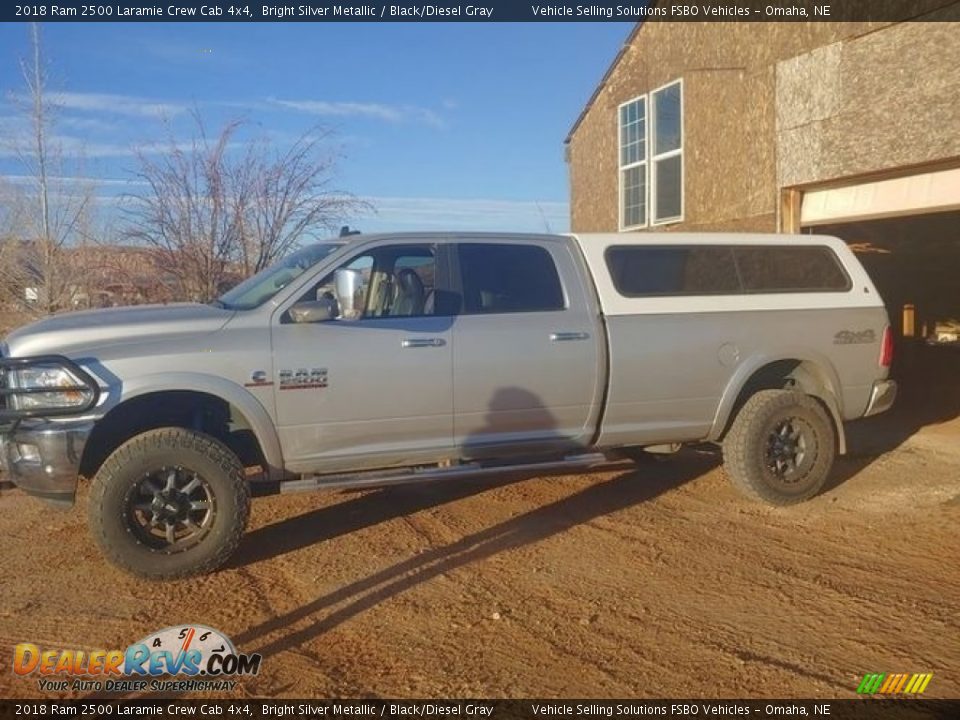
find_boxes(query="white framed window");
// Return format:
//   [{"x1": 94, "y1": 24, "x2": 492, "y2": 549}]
[
  {"x1": 618, "y1": 79, "x2": 683, "y2": 230},
  {"x1": 651, "y1": 80, "x2": 683, "y2": 225},
  {"x1": 618, "y1": 96, "x2": 647, "y2": 230}
]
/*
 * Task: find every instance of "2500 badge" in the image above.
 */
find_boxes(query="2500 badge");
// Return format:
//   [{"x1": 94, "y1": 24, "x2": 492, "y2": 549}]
[{"x1": 278, "y1": 367, "x2": 328, "y2": 390}]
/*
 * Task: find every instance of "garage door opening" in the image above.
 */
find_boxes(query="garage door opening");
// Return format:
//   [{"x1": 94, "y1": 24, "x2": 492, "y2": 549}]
[{"x1": 809, "y1": 210, "x2": 960, "y2": 454}]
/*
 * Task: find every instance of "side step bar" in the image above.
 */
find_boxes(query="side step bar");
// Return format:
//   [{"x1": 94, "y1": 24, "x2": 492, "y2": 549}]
[{"x1": 279, "y1": 453, "x2": 630, "y2": 494}]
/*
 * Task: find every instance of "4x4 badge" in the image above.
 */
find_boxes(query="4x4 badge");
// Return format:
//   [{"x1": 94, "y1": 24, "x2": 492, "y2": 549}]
[{"x1": 834, "y1": 329, "x2": 876, "y2": 345}]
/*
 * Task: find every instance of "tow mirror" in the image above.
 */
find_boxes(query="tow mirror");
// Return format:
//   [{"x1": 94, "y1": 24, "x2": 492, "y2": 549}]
[
  {"x1": 334, "y1": 268, "x2": 365, "y2": 320},
  {"x1": 289, "y1": 297, "x2": 338, "y2": 324}
]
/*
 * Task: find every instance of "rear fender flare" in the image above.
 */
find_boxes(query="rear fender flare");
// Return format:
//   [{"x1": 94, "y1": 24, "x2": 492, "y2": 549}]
[{"x1": 709, "y1": 353, "x2": 847, "y2": 454}]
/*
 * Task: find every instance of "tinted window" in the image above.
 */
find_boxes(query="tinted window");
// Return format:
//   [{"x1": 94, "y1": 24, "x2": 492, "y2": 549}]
[
  {"x1": 605, "y1": 246, "x2": 739, "y2": 297},
  {"x1": 458, "y1": 244, "x2": 565, "y2": 314},
  {"x1": 734, "y1": 246, "x2": 850, "y2": 293},
  {"x1": 604, "y1": 244, "x2": 850, "y2": 297}
]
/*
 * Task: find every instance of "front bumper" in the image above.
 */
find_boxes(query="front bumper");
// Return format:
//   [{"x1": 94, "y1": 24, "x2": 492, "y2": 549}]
[
  {"x1": 0, "y1": 419, "x2": 94, "y2": 507},
  {"x1": 863, "y1": 379, "x2": 898, "y2": 418}
]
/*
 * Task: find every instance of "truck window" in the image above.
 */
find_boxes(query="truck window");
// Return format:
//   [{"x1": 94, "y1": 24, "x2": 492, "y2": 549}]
[
  {"x1": 733, "y1": 246, "x2": 851, "y2": 293},
  {"x1": 381, "y1": 249, "x2": 436, "y2": 317},
  {"x1": 604, "y1": 246, "x2": 739, "y2": 296},
  {"x1": 300, "y1": 245, "x2": 437, "y2": 319},
  {"x1": 457, "y1": 244, "x2": 565, "y2": 314},
  {"x1": 217, "y1": 242, "x2": 342, "y2": 310},
  {"x1": 604, "y1": 244, "x2": 850, "y2": 297}
]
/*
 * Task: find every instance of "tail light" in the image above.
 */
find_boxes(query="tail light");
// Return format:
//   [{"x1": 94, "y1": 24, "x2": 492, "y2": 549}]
[{"x1": 879, "y1": 325, "x2": 894, "y2": 368}]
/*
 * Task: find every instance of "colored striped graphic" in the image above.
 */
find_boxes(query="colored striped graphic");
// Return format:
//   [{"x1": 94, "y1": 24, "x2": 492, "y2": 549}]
[{"x1": 857, "y1": 673, "x2": 933, "y2": 694}]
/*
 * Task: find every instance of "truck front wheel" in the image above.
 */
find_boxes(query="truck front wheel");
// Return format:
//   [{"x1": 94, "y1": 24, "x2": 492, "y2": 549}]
[
  {"x1": 88, "y1": 428, "x2": 250, "y2": 579},
  {"x1": 723, "y1": 390, "x2": 836, "y2": 505}
]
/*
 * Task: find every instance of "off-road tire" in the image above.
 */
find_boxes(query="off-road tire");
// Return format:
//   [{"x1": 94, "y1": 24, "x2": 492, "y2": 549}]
[
  {"x1": 723, "y1": 390, "x2": 836, "y2": 506},
  {"x1": 89, "y1": 428, "x2": 250, "y2": 580}
]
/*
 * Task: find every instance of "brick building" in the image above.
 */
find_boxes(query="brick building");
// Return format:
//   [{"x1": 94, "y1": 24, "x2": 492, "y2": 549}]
[{"x1": 565, "y1": 13, "x2": 960, "y2": 336}]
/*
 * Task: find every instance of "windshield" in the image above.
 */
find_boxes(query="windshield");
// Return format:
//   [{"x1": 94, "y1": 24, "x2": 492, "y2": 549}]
[{"x1": 216, "y1": 243, "x2": 343, "y2": 310}]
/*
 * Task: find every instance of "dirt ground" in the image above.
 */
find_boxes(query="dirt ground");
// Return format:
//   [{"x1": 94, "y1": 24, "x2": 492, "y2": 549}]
[{"x1": 1, "y1": 348, "x2": 958, "y2": 700}]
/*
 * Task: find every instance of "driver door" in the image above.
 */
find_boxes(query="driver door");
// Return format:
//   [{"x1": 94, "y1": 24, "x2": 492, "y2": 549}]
[{"x1": 271, "y1": 242, "x2": 454, "y2": 474}]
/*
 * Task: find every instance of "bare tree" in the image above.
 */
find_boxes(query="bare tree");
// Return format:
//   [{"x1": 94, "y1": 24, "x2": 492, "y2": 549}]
[
  {"x1": 0, "y1": 23, "x2": 98, "y2": 316},
  {"x1": 236, "y1": 127, "x2": 355, "y2": 276},
  {"x1": 0, "y1": 179, "x2": 26, "y2": 315},
  {"x1": 124, "y1": 113, "x2": 365, "y2": 302},
  {"x1": 123, "y1": 116, "x2": 241, "y2": 302}
]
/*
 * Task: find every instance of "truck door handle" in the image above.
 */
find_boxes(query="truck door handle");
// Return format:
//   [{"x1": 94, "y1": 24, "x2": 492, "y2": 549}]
[
  {"x1": 401, "y1": 338, "x2": 446, "y2": 349},
  {"x1": 550, "y1": 332, "x2": 590, "y2": 342}
]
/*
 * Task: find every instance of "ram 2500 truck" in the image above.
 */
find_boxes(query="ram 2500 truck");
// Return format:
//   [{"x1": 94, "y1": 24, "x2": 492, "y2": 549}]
[{"x1": 0, "y1": 232, "x2": 896, "y2": 578}]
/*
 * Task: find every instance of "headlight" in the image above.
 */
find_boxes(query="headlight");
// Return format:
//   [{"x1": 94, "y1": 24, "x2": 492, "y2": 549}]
[{"x1": 8, "y1": 365, "x2": 94, "y2": 411}]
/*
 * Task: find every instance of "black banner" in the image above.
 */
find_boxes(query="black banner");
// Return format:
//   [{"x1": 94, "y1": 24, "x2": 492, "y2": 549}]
[
  {"x1": 3, "y1": 0, "x2": 960, "y2": 23},
  {"x1": 1, "y1": 700, "x2": 959, "y2": 720}
]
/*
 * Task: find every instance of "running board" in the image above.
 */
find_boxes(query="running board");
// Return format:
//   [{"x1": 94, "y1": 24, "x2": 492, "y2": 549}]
[{"x1": 279, "y1": 453, "x2": 626, "y2": 494}]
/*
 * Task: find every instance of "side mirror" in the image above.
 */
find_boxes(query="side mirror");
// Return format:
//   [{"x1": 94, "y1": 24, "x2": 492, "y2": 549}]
[
  {"x1": 289, "y1": 297, "x2": 338, "y2": 324},
  {"x1": 334, "y1": 267, "x2": 365, "y2": 320}
]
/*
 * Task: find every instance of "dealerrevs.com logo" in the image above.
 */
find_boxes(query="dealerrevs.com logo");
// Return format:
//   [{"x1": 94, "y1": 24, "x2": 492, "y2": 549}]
[{"x1": 13, "y1": 625, "x2": 261, "y2": 693}]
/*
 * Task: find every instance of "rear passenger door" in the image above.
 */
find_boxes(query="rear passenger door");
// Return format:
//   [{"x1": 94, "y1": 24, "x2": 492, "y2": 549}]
[{"x1": 451, "y1": 240, "x2": 603, "y2": 458}]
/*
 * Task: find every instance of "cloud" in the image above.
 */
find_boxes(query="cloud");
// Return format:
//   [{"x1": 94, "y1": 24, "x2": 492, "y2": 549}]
[
  {"x1": 1, "y1": 174, "x2": 147, "y2": 189},
  {"x1": 6, "y1": 91, "x2": 447, "y2": 129},
  {"x1": 269, "y1": 98, "x2": 445, "y2": 128},
  {"x1": 0, "y1": 134, "x2": 211, "y2": 160},
  {"x1": 357, "y1": 196, "x2": 569, "y2": 233},
  {"x1": 48, "y1": 92, "x2": 188, "y2": 119},
  {"x1": 0, "y1": 134, "x2": 132, "y2": 159},
  {"x1": 59, "y1": 116, "x2": 119, "y2": 133},
  {"x1": 0, "y1": 176, "x2": 571, "y2": 233},
  {"x1": 0, "y1": 125, "x2": 246, "y2": 160},
  {"x1": 0, "y1": 115, "x2": 27, "y2": 134}
]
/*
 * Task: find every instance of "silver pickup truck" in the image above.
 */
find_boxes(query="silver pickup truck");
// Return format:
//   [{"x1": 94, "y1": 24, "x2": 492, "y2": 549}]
[{"x1": 0, "y1": 232, "x2": 896, "y2": 578}]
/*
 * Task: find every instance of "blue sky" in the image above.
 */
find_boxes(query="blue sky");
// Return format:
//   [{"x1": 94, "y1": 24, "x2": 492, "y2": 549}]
[{"x1": 0, "y1": 22, "x2": 633, "y2": 236}]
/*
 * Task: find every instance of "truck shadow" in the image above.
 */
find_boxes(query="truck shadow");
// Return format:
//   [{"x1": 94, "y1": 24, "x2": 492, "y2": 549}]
[
  {"x1": 234, "y1": 385, "x2": 574, "y2": 566},
  {"x1": 230, "y1": 451, "x2": 716, "y2": 660},
  {"x1": 233, "y1": 473, "x2": 532, "y2": 566},
  {"x1": 825, "y1": 343, "x2": 960, "y2": 491}
]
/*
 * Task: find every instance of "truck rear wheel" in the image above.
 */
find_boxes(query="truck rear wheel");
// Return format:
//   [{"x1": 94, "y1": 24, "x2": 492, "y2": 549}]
[
  {"x1": 88, "y1": 427, "x2": 250, "y2": 580},
  {"x1": 723, "y1": 390, "x2": 836, "y2": 505}
]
